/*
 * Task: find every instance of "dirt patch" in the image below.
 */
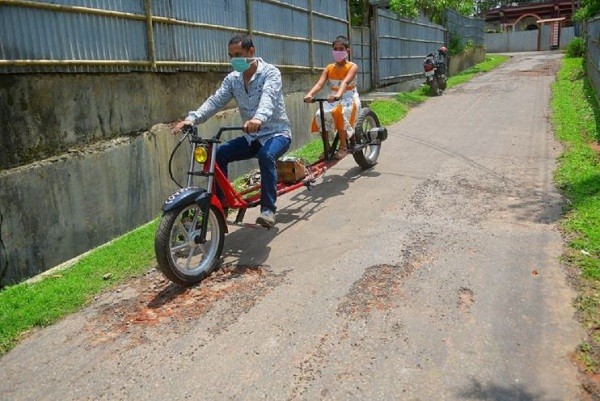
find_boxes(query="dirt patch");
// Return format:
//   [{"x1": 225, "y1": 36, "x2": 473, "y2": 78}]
[
  {"x1": 83, "y1": 265, "x2": 288, "y2": 348},
  {"x1": 337, "y1": 232, "x2": 435, "y2": 319},
  {"x1": 458, "y1": 287, "x2": 475, "y2": 313},
  {"x1": 513, "y1": 61, "x2": 559, "y2": 77}
]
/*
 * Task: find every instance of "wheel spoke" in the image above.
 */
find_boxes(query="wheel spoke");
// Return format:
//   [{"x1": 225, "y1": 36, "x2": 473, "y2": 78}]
[
  {"x1": 171, "y1": 242, "x2": 189, "y2": 252},
  {"x1": 185, "y1": 246, "x2": 195, "y2": 270},
  {"x1": 174, "y1": 219, "x2": 190, "y2": 242},
  {"x1": 188, "y1": 210, "x2": 201, "y2": 236}
]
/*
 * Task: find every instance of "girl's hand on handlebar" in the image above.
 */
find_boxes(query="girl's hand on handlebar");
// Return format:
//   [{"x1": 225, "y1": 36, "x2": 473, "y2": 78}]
[
  {"x1": 327, "y1": 95, "x2": 340, "y2": 103},
  {"x1": 170, "y1": 120, "x2": 193, "y2": 135},
  {"x1": 244, "y1": 118, "x2": 262, "y2": 133},
  {"x1": 303, "y1": 94, "x2": 314, "y2": 103}
]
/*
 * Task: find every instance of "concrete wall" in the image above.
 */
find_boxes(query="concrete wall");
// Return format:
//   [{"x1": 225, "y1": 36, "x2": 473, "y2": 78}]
[
  {"x1": 0, "y1": 71, "x2": 317, "y2": 287},
  {"x1": 0, "y1": 72, "x2": 213, "y2": 170},
  {"x1": 448, "y1": 46, "x2": 486, "y2": 76}
]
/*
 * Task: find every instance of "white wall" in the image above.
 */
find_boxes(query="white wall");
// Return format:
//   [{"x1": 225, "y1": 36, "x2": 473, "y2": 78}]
[{"x1": 485, "y1": 26, "x2": 576, "y2": 53}]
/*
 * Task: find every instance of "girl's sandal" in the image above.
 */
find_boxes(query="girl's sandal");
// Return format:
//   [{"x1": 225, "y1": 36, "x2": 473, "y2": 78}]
[{"x1": 333, "y1": 148, "x2": 347, "y2": 160}]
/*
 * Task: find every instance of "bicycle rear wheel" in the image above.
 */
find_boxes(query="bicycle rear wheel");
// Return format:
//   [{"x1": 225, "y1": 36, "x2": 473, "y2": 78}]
[{"x1": 351, "y1": 107, "x2": 382, "y2": 169}]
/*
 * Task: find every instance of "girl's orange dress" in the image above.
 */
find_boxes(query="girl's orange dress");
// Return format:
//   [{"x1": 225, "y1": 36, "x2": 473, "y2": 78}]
[{"x1": 311, "y1": 61, "x2": 361, "y2": 136}]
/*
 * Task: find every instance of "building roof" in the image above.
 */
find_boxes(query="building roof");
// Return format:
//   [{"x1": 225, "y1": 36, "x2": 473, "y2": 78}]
[{"x1": 485, "y1": 0, "x2": 575, "y2": 23}]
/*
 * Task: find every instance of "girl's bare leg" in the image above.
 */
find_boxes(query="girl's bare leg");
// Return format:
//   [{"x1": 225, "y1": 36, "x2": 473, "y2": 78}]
[{"x1": 334, "y1": 129, "x2": 348, "y2": 159}]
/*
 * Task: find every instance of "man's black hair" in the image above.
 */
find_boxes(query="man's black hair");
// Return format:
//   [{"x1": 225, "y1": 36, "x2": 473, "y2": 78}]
[
  {"x1": 229, "y1": 33, "x2": 254, "y2": 50},
  {"x1": 332, "y1": 35, "x2": 350, "y2": 48}
]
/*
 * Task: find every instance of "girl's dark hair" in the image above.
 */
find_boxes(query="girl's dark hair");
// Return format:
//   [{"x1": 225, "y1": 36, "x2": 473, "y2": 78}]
[
  {"x1": 229, "y1": 33, "x2": 254, "y2": 50},
  {"x1": 332, "y1": 35, "x2": 350, "y2": 48}
]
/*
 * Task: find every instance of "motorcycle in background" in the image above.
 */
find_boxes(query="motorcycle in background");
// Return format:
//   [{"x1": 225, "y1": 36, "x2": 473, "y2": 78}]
[{"x1": 423, "y1": 46, "x2": 448, "y2": 96}]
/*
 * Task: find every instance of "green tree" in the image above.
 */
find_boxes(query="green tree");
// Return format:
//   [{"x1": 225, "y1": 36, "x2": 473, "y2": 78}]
[
  {"x1": 574, "y1": 0, "x2": 600, "y2": 20},
  {"x1": 390, "y1": 0, "x2": 475, "y2": 23},
  {"x1": 350, "y1": 0, "x2": 370, "y2": 26},
  {"x1": 389, "y1": 0, "x2": 419, "y2": 20}
]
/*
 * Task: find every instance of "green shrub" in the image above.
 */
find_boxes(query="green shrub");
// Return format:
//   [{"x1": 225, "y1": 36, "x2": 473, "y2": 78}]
[
  {"x1": 566, "y1": 37, "x2": 586, "y2": 58},
  {"x1": 448, "y1": 31, "x2": 464, "y2": 56}
]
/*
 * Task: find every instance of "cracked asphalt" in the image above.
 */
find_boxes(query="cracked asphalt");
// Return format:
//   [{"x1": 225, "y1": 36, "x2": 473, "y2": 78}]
[{"x1": 0, "y1": 51, "x2": 583, "y2": 400}]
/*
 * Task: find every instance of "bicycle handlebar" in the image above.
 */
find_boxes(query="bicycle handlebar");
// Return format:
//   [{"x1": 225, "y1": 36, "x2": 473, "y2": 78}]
[
  {"x1": 306, "y1": 96, "x2": 340, "y2": 103},
  {"x1": 216, "y1": 126, "x2": 245, "y2": 140}
]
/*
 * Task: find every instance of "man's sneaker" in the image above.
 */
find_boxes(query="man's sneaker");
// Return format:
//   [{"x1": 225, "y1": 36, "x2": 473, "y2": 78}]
[{"x1": 256, "y1": 209, "x2": 275, "y2": 228}]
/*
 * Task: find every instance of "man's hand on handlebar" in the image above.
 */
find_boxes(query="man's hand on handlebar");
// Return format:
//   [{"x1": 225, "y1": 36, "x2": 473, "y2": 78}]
[
  {"x1": 170, "y1": 120, "x2": 193, "y2": 135},
  {"x1": 243, "y1": 118, "x2": 262, "y2": 133}
]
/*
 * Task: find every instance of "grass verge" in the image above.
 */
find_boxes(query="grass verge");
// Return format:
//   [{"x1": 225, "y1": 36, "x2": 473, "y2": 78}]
[
  {"x1": 551, "y1": 57, "x2": 600, "y2": 393},
  {"x1": 0, "y1": 221, "x2": 158, "y2": 355},
  {"x1": 0, "y1": 54, "x2": 509, "y2": 357}
]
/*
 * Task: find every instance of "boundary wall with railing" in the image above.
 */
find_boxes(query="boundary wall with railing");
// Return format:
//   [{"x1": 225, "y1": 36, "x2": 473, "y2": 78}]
[
  {"x1": 0, "y1": 0, "x2": 350, "y2": 168},
  {"x1": 0, "y1": 0, "x2": 350, "y2": 287}
]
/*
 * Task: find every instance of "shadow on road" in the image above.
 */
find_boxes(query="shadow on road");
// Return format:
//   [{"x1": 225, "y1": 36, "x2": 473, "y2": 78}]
[
  {"x1": 218, "y1": 164, "x2": 381, "y2": 268},
  {"x1": 456, "y1": 378, "x2": 562, "y2": 401}
]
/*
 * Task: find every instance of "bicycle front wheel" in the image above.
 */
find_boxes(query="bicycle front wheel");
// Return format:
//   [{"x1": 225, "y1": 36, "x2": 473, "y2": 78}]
[{"x1": 155, "y1": 203, "x2": 225, "y2": 286}]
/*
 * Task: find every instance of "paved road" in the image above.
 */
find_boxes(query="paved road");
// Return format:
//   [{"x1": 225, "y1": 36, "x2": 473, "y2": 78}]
[{"x1": 0, "y1": 52, "x2": 583, "y2": 400}]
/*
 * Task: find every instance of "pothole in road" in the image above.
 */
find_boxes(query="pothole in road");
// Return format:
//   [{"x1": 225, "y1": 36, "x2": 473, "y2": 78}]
[
  {"x1": 337, "y1": 233, "x2": 435, "y2": 319},
  {"x1": 512, "y1": 61, "x2": 559, "y2": 77}
]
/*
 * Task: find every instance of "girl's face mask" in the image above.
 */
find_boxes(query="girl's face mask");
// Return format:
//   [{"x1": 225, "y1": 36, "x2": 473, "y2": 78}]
[
  {"x1": 332, "y1": 50, "x2": 348, "y2": 63},
  {"x1": 230, "y1": 57, "x2": 255, "y2": 73}
]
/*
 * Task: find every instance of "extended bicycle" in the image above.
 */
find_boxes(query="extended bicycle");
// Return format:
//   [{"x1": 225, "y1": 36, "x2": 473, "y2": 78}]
[{"x1": 155, "y1": 99, "x2": 387, "y2": 286}]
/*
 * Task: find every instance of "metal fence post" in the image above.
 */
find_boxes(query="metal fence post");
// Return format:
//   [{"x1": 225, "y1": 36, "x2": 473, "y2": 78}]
[
  {"x1": 309, "y1": 0, "x2": 314, "y2": 71},
  {"x1": 370, "y1": 5, "x2": 379, "y2": 89},
  {"x1": 246, "y1": 0, "x2": 253, "y2": 35},
  {"x1": 144, "y1": 0, "x2": 156, "y2": 69}
]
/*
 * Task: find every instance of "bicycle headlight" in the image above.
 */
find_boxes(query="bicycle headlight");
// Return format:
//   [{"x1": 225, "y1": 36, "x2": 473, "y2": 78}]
[{"x1": 194, "y1": 146, "x2": 208, "y2": 163}]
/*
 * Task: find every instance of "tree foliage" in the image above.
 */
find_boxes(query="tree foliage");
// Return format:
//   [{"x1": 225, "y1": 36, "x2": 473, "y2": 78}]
[
  {"x1": 350, "y1": 0, "x2": 370, "y2": 26},
  {"x1": 351, "y1": 0, "x2": 492, "y2": 26},
  {"x1": 574, "y1": 0, "x2": 600, "y2": 20},
  {"x1": 473, "y1": 0, "x2": 581, "y2": 17},
  {"x1": 389, "y1": 0, "x2": 475, "y2": 23}
]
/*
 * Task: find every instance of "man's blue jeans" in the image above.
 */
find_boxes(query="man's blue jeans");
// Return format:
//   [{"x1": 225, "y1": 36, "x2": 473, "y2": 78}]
[{"x1": 216, "y1": 135, "x2": 291, "y2": 212}]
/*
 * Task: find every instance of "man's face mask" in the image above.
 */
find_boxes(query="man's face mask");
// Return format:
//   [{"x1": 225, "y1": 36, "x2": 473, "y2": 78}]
[
  {"x1": 230, "y1": 57, "x2": 255, "y2": 73},
  {"x1": 332, "y1": 50, "x2": 347, "y2": 63}
]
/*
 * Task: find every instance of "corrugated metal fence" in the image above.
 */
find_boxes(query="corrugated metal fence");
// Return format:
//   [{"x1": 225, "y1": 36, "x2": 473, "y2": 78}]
[
  {"x1": 373, "y1": 8, "x2": 445, "y2": 87},
  {"x1": 584, "y1": 16, "x2": 600, "y2": 102},
  {"x1": 0, "y1": 1, "x2": 486, "y2": 91},
  {"x1": 351, "y1": 26, "x2": 371, "y2": 91},
  {"x1": 444, "y1": 7, "x2": 485, "y2": 46},
  {"x1": 0, "y1": 0, "x2": 349, "y2": 73}
]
